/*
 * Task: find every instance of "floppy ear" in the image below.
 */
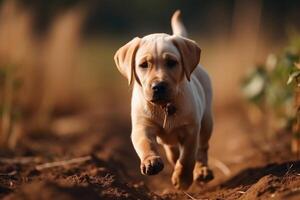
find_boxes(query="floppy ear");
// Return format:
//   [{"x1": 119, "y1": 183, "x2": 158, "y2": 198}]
[
  {"x1": 114, "y1": 37, "x2": 141, "y2": 85},
  {"x1": 171, "y1": 36, "x2": 201, "y2": 81}
]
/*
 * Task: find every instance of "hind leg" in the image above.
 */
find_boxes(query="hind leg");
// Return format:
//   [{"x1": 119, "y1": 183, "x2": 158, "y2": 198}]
[
  {"x1": 193, "y1": 111, "x2": 214, "y2": 183},
  {"x1": 163, "y1": 145, "x2": 179, "y2": 166},
  {"x1": 171, "y1": 132, "x2": 197, "y2": 190}
]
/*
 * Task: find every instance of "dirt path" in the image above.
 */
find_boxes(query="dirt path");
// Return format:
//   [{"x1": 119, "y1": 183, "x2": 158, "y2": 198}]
[{"x1": 0, "y1": 98, "x2": 300, "y2": 199}]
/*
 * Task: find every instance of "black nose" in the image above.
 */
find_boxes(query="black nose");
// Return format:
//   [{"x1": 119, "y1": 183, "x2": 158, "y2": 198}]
[{"x1": 152, "y1": 82, "x2": 167, "y2": 94}]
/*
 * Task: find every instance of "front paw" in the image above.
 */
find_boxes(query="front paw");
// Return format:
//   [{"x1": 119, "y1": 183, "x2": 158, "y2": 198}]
[
  {"x1": 171, "y1": 164, "x2": 193, "y2": 190},
  {"x1": 193, "y1": 165, "x2": 214, "y2": 183},
  {"x1": 140, "y1": 155, "x2": 164, "y2": 175}
]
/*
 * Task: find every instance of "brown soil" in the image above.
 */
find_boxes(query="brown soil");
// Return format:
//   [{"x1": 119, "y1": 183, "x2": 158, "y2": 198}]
[{"x1": 0, "y1": 102, "x2": 300, "y2": 200}]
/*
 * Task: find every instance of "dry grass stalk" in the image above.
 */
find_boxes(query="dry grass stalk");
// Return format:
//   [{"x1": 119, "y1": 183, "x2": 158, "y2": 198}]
[
  {"x1": 35, "y1": 6, "x2": 86, "y2": 129},
  {"x1": 0, "y1": 0, "x2": 86, "y2": 148},
  {"x1": 0, "y1": 171, "x2": 17, "y2": 176},
  {"x1": 7, "y1": 121, "x2": 23, "y2": 149},
  {"x1": 35, "y1": 155, "x2": 91, "y2": 170},
  {"x1": 182, "y1": 191, "x2": 202, "y2": 200},
  {"x1": 0, "y1": 68, "x2": 13, "y2": 145},
  {"x1": 0, "y1": 1, "x2": 33, "y2": 148},
  {"x1": 0, "y1": 156, "x2": 41, "y2": 164},
  {"x1": 211, "y1": 157, "x2": 231, "y2": 177},
  {"x1": 292, "y1": 87, "x2": 300, "y2": 157}
]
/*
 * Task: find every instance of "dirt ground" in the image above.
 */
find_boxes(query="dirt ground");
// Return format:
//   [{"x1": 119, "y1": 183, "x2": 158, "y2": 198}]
[{"x1": 0, "y1": 97, "x2": 300, "y2": 200}]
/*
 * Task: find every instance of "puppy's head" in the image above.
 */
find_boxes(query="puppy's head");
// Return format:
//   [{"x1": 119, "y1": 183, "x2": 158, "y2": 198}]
[{"x1": 114, "y1": 34, "x2": 200, "y2": 105}]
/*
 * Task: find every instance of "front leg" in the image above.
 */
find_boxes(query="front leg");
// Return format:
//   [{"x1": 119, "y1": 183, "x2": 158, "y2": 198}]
[
  {"x1": 171, "y1": 127, "x2": 198, "y2": 190},
  {"x1": 163, "y1": 144, "x2": 179, "y2": 166},
  {"x1": 131, "y1": 124, "x2": 164, "y2": 176}
]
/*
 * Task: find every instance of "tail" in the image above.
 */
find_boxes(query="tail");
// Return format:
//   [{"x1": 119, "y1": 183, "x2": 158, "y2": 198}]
[{"x1": 171, "y1": 10, "x2": 188, "y2": 37}]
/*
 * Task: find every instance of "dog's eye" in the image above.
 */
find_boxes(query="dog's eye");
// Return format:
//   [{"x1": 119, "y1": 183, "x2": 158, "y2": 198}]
[
  {"x1": 139, "y1": 61, "x2": 148, "y2": 68},
  {"x1": 165, "y1": 59, "x2": 178, "y2": 68}
]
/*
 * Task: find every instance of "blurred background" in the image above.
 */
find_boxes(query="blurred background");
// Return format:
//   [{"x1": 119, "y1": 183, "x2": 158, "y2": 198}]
[{"x1": 0, "y1": 0, "x2": 300, "y2": 196}]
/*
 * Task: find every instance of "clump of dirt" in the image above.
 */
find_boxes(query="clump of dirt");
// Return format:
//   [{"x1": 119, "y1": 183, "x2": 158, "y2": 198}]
[
  {"x1": 216, "y1": 161, "x2": 300, "y2": 200},
  {"x1": 239, "y1": 174, "x2": 282, "y2": 199}
]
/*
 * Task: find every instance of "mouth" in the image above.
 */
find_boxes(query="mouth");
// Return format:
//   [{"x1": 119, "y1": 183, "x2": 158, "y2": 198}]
[
  {"x1": 150, "y1": 100, "x2": 167, "y2": 106},
  {"x1": 150, "y1": 100, "x2": 176, "y2": 116},
  {"x1": 150, "y1": 97, "x2": 169, "y2": 105}
]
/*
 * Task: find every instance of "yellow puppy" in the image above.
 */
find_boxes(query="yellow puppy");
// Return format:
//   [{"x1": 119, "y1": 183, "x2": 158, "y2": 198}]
[{"x1": 114, "y1": 10, "x2": 214, "y2": 190}]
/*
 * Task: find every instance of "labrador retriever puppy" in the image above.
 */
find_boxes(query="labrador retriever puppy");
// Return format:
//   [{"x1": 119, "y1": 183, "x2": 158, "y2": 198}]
[{"x1": 114, "y1": 10, "x2": 214, "y2": 190}]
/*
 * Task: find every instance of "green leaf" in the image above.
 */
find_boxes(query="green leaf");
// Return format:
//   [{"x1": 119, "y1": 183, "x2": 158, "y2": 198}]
[{"x1": 287, "y1": 71, "x2": 300, "y2": 85}]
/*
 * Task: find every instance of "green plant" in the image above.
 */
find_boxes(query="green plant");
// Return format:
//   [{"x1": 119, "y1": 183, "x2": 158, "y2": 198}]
[
  {"x1": 286, "y1": 62, "x2": 300, "y2": 156},
  {"x1": 242, "y1": 34, "x2": 300, "y2": 131}
]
